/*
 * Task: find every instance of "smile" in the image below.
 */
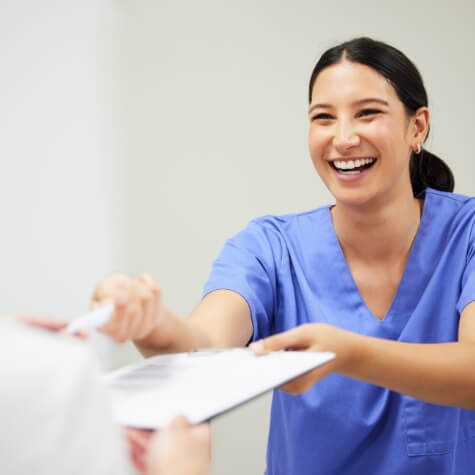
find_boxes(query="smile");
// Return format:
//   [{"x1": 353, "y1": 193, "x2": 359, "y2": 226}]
[{"x1": 330, "y1": 157, "x2": 376, "y2": 174}]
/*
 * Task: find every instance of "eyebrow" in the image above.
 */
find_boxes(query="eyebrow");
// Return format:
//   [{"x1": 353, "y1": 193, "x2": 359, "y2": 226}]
[{"x1": 308, "y1": 98, "x2": 389, "y2": 114}]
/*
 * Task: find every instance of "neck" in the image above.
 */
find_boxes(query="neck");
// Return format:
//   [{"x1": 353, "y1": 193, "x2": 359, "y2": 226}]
[{"x1": 331, "y1": 189, "x2": 423, "y2": 264}]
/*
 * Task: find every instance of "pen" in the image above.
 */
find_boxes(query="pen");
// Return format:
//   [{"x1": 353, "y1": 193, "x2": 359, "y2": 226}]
[{"x1": 65, "y1": 304, "x2": 114, "y2": 334}]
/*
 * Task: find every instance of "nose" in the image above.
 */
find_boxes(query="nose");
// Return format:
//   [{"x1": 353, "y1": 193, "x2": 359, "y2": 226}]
[{"x1": 333, "y1": 119, "x2": 360, "y2": 152}]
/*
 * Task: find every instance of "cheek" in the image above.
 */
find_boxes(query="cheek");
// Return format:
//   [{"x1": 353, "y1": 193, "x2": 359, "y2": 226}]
[
  {"x1": 308, "y1": 127, "x2": 330, "y2": 160},
  {"x1": 308, "y1": 131, "x2": 329, "y2": 181},
  {"x1": 368, "y1": 118, "x2": 408, "y2": 153},
  {"x1": 365, "y1": 121, "x2": 392, "y2": 149}
]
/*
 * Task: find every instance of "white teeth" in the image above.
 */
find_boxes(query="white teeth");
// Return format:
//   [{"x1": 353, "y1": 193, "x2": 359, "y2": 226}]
[{"x1": 332, "y1": 158, "x2": 375, "y2": 171}]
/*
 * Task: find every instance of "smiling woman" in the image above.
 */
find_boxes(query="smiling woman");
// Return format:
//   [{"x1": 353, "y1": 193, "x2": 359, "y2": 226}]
[
  {"x1": 307, "y1": 37, "x2": 454, "y2": 203},
  {"x1": 91, "y1": 37, "x2": 475, "y2": 475}
]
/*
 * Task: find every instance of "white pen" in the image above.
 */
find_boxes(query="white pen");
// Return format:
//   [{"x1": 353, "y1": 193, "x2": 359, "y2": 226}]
[{"x1": 65, "y1": 304, "x2": 114, "y2": 334}]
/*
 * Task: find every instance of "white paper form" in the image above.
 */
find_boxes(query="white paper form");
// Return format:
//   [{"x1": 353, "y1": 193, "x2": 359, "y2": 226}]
[{"x1": 103, "y1": 349, "x2": 335, "y2": 429}]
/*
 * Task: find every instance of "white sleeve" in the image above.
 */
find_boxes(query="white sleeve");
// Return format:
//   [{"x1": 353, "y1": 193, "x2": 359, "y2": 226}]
[{"x1": 0, "y1": 320, "x2": 132, "y2": 475}]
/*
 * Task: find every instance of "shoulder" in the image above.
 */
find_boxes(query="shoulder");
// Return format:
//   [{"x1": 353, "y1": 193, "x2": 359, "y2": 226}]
[
  {"x1": 424, "y1": 188, "x2": 475, "y2": 224},
  {"x1": 220, "y1": 206, "x2": 331, "y2": 260},
  {"x1": 424, "y1": 188, "x2": 475, "y2": 209},
  {"x1": 423, "y1": 189, "x2": 475, "y2": 255},
  {"x1": 248, "y1": 205, "x2": 331, "y2": 236}
]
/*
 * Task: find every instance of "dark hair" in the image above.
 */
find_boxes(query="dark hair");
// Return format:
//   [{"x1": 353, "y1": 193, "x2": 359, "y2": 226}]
[{"x1": 308, "y1": 37, "x2": 454, "y2": 196}]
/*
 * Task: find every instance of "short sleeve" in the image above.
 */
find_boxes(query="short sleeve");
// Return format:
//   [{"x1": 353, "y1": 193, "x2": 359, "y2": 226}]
[
  {"x1": 202, "y1": 218, "x2": 283, "y2": 341},
  {"x1": 457, "y1": 220, "x2": 475, "y2": 314}
]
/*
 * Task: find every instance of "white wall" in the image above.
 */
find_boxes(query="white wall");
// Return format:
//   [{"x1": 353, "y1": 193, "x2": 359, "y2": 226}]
[
  {"x1": 0, "y1": 0, "x2": 123, "y2": 316},
  {"x1": 117, "y1": 1, "x2": 475, "y2": 474},
  {"x1": 2, "y1": 1, "x2": 474, "y2": 474},
  {"x1": 0, "y1": 0, "x2": 133, "y2": 367}
]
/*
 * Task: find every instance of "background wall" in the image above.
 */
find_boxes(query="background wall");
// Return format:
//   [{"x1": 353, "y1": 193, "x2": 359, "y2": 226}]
[
  {"x1": 0, "y1": 0, "x2": 129, "y2": 366},
  {"x1": 0, "y1": 0, "x2": 123, "y2": 317},
  {"x1": 2, "y1": 1, "x2": 474, "y2": 474},
  {"x1": 118, "y1": 1, "x2": 475, "y2": 473}
]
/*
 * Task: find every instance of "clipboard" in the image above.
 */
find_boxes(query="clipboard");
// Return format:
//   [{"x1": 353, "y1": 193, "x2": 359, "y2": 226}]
[{"x1": 103, "y1": 348, "x2": 335, "y2": 429}]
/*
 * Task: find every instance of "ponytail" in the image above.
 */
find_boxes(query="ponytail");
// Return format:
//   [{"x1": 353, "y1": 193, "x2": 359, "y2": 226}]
[{"x1": 409, "y1": 149, "x2": 455, "y2": 196}]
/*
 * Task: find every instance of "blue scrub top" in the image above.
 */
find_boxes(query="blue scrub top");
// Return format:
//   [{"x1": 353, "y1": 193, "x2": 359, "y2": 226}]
[{"x1": 203, "y1": 189, "x2": 475, "y2": 475}]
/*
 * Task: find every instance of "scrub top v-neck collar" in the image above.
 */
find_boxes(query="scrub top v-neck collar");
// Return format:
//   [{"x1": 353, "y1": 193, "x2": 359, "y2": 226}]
[{"x1": 321, "y1": 191, "x2": 433, "y2": 337}]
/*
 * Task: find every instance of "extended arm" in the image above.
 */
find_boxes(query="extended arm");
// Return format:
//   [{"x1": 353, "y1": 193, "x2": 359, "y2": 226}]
[
  {"x1": 251, "y1": 301, "x2": 475, "y2": 409},
  {"x1": 92, "y1": 274, "x2": 253, "y2": 357},
  {"x1": 136, "y1": 289, "x2": 253, "y2": 356}
]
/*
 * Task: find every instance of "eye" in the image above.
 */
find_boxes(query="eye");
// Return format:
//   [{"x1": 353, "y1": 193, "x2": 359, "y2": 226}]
[
  {"x1": 358, "y1": 108, "x2": 382, "y2": 118},
  {"x1": 311, "y1": 113, "x2": 334, "y2": 121}
]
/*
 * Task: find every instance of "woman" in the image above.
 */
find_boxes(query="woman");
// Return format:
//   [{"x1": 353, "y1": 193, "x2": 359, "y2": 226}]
[{"x1": 93, "y1": 38, "x2": 475, "y2": 474}]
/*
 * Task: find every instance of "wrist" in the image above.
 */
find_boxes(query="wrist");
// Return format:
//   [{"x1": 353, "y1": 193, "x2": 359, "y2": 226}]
[
  {"x1": 132, "y1": 309, "x2": 171, "y2": 355},
  {"x1": 336, "y1": 329, "x2": 368, "y2": 377}
]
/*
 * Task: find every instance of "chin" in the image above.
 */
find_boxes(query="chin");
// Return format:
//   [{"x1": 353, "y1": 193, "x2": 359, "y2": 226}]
[{"x1": 330, "y1": 185, "x2": 379, "y2": 209}]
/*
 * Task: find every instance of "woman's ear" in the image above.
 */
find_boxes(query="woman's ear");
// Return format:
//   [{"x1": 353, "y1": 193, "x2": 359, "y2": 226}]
[{"x1": 412, "y1": 106, "x2": 430, "y2": 148}]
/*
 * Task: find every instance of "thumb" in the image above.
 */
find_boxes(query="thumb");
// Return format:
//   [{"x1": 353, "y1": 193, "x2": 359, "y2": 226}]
[
  {"x1": 250, "y1": 325, "x2": 313, "y2": 355},
  {"x1": 168, "y1": 415, "x2": 192, "y2": 430}
]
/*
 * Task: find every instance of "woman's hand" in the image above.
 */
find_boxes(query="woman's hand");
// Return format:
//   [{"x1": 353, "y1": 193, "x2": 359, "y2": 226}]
[
  {"x1": 92, "y1": 273, "x2": 163, "y2": 344},
  {"x1": 146, "y1": 417, "x2": 211, "y2": 475},
  {"x1": 250, "y1": 323, "x2": 357, "y2": 394}
]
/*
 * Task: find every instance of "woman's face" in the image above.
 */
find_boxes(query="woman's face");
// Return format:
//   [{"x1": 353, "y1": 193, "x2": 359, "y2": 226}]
[{"x1": 308, "y1": 60, "x2": 417, "y2": 207}]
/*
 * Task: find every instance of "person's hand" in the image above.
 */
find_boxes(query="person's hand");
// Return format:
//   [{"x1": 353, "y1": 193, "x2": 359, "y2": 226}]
[
  {"x1": 125, "y1": 427, "x2": 154, "y2": 474},
  {"x1": 250, "y1": 323, "x2": 355, "y2": 394},
  {"x1": 91, "y1": 273, "x2": 163, "y2": 343},
  {"x1": 146, "y1": 416, "x2": 211, "y2": 475},
  {"x1": 15, "y1": 315, "x2": 88, "y2": 340}
]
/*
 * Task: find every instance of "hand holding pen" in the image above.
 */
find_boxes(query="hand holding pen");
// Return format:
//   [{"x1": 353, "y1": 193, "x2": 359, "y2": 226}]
[{"x1": 90, "y1": 273, "x2": 164, "y2": 344}]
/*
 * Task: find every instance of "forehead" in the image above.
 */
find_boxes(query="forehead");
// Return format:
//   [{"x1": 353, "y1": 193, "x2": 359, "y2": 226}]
[{"x1": 310, "y1": 60, "x2": 399, "y2": 105}]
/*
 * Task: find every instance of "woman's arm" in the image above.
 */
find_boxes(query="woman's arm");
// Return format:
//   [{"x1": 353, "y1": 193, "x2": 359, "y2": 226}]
[
  {"x1": 135, "y1": 289, "x2": 254, "y2": 356},
  {"x1": 92, "y1": 274, "x2": 253, "y2": 356},
  {"x1": 251, "y1": 301, "x2": 475, "y2": 409}
]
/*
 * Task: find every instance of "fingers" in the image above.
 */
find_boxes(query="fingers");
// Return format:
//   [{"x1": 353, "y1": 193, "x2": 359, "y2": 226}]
[
  {"x1": 91, "y1": 273, "x2": 162, "y2": 344},
  {"x1": 167, "y1": 415, "x2": 192, "y2": 430},
  {"x1": 125, "y1": 427, "x2": 154, "y2": 445},
  {"x1": 250, "y1": 324, "x2": 314, "y2": 354},
  {"x1": 278, "y1": 365, "x2": 332, "y2": 395},
  {"x1": 193, "y1": 423, "x2": 212, "y2": 457},
  {"x1": 92, "y1": 273, "x2": 129, "y2": 306},
  {"x1": 135, "y1": 274, "x2": 162, "y2": 340},
  {"x1": 166, "y1": 416, "x2": 211, "y2": 446},
  {"x1": 17, "y1": 315, "x2": 67, "y2": 332},
  {"x1": 16, "y1": 315, "x2": 89, "y2": 340},
  {"x1": 146, "y1": 417, "x2": 212, "y2": 475},
  {"x1": 125, "y1": 428, "x2": 154, "y2": 474},
  {"x1": 249, "y1": 323, "x2": 338, "y2": 395}
]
